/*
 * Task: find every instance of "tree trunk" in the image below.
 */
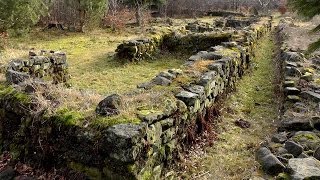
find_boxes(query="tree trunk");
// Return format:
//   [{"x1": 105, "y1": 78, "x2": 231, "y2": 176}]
[{"x1": 135, "y1": 4, "x2": 143, "y2": 26}]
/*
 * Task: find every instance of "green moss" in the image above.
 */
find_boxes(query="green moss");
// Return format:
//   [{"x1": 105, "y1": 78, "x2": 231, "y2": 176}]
[
  {"x1": 94, "y1": 115, "x2": 141, "y2": 127},
  {"x1": 140, "y1": 170, "x2": 152, "y2": 180},
  {"x1": 293, "y1": 133, "x2": 318, "y2": 141},
  {"x1": 276, "y1": 173, "x2": 290, "y2": 180},
  {"x1": 69, "y1": 162, "x2": 102, "y2": 180},
  {"x1": 55, "y1": 108, "x2": 84, "y2": 126},
  {"x1": 0, "y1": 84, "x2": 30, "y2": 103},
  {"x1": 9, "y1": 144, "x2": 22, "y2": 159}
]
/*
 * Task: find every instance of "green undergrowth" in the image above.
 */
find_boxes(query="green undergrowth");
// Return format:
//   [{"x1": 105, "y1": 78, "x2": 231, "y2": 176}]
[
  {"x1": 179, "y1": 32, "x2": 279, "y2": 179},
  {"x1": 0, "y1": 83, "x2": 30, "y2": 103}
]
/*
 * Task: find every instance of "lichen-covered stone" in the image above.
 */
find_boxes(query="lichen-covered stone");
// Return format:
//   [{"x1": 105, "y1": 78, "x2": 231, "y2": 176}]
[
  {"x1": 6, "y1": 69, "x2": 30, "y2": 84},
  {"x1": 96, "y1": 94, "x2": 122, "y2": 116},
  {"x1": 256, "y1": 147, "x2": 285, "y2": 175},
  {"x1": 288, "y1": 158, "x2": 320, "y2": 180},
  {"x1": 105, "y1": 123, "x2": 146, "y2": 163},
  {"x1": 175, "y1": 91, "x2": 199, "y2": 106}
]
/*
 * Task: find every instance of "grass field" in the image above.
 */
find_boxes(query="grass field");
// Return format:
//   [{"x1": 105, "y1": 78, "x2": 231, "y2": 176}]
[{"x1": 1, "y1": 28, "x2": 186, "y2": 94}]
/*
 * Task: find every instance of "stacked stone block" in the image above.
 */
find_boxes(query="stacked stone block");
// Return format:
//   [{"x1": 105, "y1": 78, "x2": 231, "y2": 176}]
[{"x1": 5, "y1": 50, "x2": 69, "y2": 84}]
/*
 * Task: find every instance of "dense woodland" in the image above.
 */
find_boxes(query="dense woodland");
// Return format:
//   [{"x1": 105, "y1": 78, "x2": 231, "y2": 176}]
[{"x1": 0, "y1": 0, "x2": 286, "y2": 34}]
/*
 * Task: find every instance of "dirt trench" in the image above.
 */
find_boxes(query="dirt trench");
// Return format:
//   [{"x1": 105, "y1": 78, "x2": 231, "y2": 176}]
[{"x1": 175, "y1": 32, "x2": 281, "y2": 179}]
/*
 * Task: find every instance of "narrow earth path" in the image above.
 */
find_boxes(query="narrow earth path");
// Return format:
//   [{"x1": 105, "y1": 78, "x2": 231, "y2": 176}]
[{"x1": 178, "y1": 32, "x2": 280, "y2": 179}]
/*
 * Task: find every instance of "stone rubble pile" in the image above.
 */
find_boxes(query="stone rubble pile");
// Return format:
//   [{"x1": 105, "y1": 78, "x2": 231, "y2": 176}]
[{"x1": 255, "y1": 18, "x2": 320, "y2": 179}]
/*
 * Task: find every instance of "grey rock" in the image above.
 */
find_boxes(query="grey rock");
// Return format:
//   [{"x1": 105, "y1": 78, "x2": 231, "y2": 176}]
[
  {"x1": 201, "y1": 52, "x2": 223, "y2": 60},
  {"x1": 256, "y1": 147, "x2": 285, "y2": 175},
  {"x1": 221, "y1": 41, "x2": 237, "y2": 48},
  {"x1": 314, "y1": 147, "x2": 320, "y2": 161},
  {"x1": 285, "y1": 141, "x2": 303, "y2": 157},
  {"x1": 96, "y1": 94, "x2": 122, "y2": 116},
  {"x1": 208, "y1": 45, "x2": 224, "y2": 52},
  {"x1": 8, "y1": 59, "x2": 24, "y2": 71},
  {"x1": 298, "y1": 153, "x2": 309, "y2": 158},
  {"x1": 301, "y1": 91, "x2": 320, "y2": 103},
  {"x1": 105, "y1": 123, "x2": 146, "y2": 163},
  {"x1": 284, "y1": 87, "x2": 300, "y2": 95},
  {"x1": 152, "y1": 76, "x2": 172, "y2": 86},
  {"x1": 285, "y1": 61, "x2": 298, "y2": 67},
  {"x1": 312, "y1": 116, "x2": 320, "y2": 131},
  {"x1": 188, "y1": 54, "x2": 202, "y2": 61},
  {"x1": 285, "y1": 66, "x2": 302, "y2": 77},
  {"x1": 280, "y1": 118, "x2": 313, "y2": 131},
  {"x1": 284, "y1": 81, "x2": 295, "y2": 87},
  {"x1": 138, "y1": 111, "x2": 165, "y2": 124},
  {"x1": 283, "y1": 51, "x2": 303, "y2": 62},
  {"x1": 137, "y1": 82, "x2": 154, "y2": 90},
  {"x1": 198, "y1": 71, "x2": 217, "y2": 86},
  {"x1": 6, "y1": 69, "x2": 30, "y2": 84},
  {"x1": 292, "y1": 131, "x2": 320, "y2": 151},
  {"x1": 288, "y1": 157, "x2": 320, "y2": 180},
  {"x1": 175, "y1": 91, "x2": 199, "y2": 106},
  {"x1": 168, "y1": 69, "x2": 183, "y2": 76},
  {"x1": 207, "y1": 63, "x2": 224, "y2": 75},
  {"x1": 188, "y1": 51, "x2": 223, "y2": 61},
  {"x1": 184, "y1": 85, "x2": 205, "y2": 100},
  {"x1": 271, "y1": 132, "x2": 288, "y2": 144},
  {"x1": 158, "y1": 71, "x2": 176, "y2": 80},
  {"x1": 277, "y1": 147, "x2": 288, "y2": 155}
]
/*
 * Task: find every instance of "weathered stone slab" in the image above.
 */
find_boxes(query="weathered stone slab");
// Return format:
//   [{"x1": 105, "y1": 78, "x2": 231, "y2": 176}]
[
  {"x1": 285, "y1": 141, "x2": 303, "y2": 157},
  {"x1": 280, "y1": 118, "x2": 313, "y2": 131},
  {"x1": 256, "y1": 147, "x2": 285, "y2": 175},
  {"x1": 288, "y1": 158, "x2": 320, "y2": 180},
  {"x1": 175, "y1": 91, "x2": 199, "y2": 106},
  {"x1": 6, "y1": 70, "x2": 30, "y2": 84},
  {"x1": 105, "y1": 123, "x2": 146, "y2": 163},
  {"x1": 301, "y1": 91, "x2": 320, "y2": 103}
]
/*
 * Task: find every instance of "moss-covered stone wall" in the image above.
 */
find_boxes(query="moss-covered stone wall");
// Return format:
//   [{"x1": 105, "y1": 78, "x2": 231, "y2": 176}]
[
  {"x1": 0, "y1": 17, "x2": 272, "y2": 179},
  {"x1": 5, "y1": 50, "x2": 69, "y2": 84}
]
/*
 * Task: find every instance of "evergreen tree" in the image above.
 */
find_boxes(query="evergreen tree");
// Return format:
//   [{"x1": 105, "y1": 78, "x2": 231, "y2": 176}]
[
  {"x1": 288, "y1": 0, "x2": 320, "y2": 53},
  {"x1": 0, "y1": 0, "x2": 48, "y2": 35}
]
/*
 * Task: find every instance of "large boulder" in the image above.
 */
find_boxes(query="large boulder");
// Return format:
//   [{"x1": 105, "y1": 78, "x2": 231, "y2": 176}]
[
  {"x1": 105, "y1": 123, "x2": 146, "y2": 163},
  {"x1": 280, "y1": 118, "x2": 313, "y2": 131},
  {"x1": 284, "y1": 140, "x2": 303, "y2": 157},
  {"x1": 96, "y1": 94, "x2": 122, "y2": 116},
  {"x1": 288, "y1": 158, "x2": 320, "y2": 180},
  {"x1": 256, "y1": 147, "x2": 285, "y2": 175}
]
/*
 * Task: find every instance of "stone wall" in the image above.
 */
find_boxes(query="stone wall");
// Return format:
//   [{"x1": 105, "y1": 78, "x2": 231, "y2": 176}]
[
  {"x1": 5, "y1": 50, "x2": 69, "y2": 84},
  {"x1": 100, "y1": 17, "x2": 272, "y2": 179},
  {"x1": 255, "y1": 19, "x2": 320, "y2": 179},
  {"x1": 0, "y1": 17, "x2": 272, "y2": 179},
  {"x1": 116, "y1": 17, "x2": 261, "y2": 61}
]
